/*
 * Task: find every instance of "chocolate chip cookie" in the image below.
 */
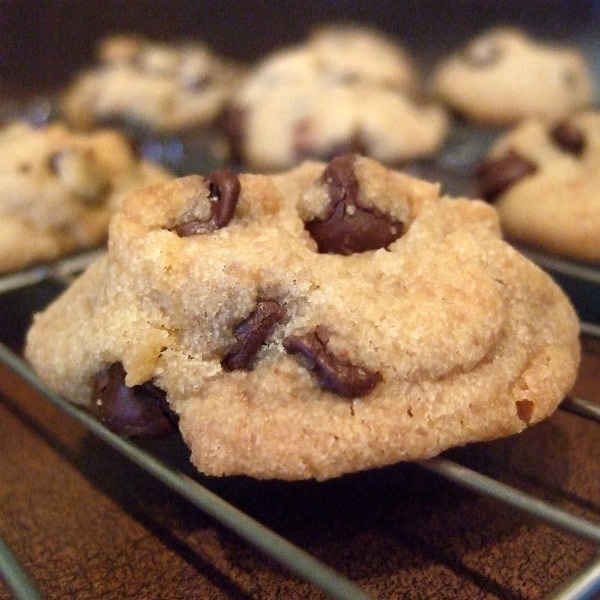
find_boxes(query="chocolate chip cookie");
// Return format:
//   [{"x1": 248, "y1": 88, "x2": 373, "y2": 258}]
[
  {"x1": 475, "y1": 110, "x2": 600, "y2": 262},
  {"x1": 224, "y1": 25, "x2": 449, "y2": 170},
  {"x1": 62, "y1": 34, "x2": 242, "y2": 134},
  {"x1": 25, "y1": 154, "x2": 580, "y2": 480},
  {"x1": 432, "y1": 28, "x2": 595, "y2": 126},
  {"x1": 0, "y1": 121, "x2": 172, "y2": 273}
]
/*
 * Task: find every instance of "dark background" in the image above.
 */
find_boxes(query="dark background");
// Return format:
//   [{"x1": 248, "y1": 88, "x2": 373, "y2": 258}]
[{"x1": 1, "y1": 0, "x2": 598, "y2": 90}]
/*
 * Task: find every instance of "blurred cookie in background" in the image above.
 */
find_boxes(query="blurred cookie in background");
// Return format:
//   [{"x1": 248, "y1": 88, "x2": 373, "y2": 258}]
[
  {"x1": 0, "y1": 121, "x2": 172, "y2": 273},
  {"x1": 223, "y1": 25, "x2": 449, "y2": 171},
  {"x1": 474, "y1": 110, "x2": 600, "y2": 262},
  {"x1": 61, "y1": 34, "x2": 244, "y2": 174},
  {"x1": 432, "y1": 28, "x2": 595, "y2": 127}
]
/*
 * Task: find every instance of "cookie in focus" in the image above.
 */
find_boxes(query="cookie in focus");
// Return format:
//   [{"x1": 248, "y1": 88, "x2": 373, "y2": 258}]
[{"x1": 25, "y1": 153, "x2": 580, "y2": 480}]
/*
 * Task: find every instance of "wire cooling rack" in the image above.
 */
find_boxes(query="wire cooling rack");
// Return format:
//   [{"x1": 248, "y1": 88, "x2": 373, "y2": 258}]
[{"x1": 0, "y1": 250, "x2": 599, "y2": 600}]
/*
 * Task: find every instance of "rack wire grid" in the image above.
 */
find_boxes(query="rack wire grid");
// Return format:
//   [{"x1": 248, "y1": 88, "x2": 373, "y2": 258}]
[{"x1": 0, "y1": 249, "x2": 599, "y2": 600}]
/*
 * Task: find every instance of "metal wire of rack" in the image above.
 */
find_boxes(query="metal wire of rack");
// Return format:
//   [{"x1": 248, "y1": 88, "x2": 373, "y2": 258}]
[{"x1": 0, "y1": 251, "x2": 599, "y2": 600}]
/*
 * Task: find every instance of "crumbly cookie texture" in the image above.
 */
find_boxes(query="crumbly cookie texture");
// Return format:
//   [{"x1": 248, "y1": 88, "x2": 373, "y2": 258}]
[
  {"x1": 62, "y1": 34, "x2": 242, "y2": 134},
  {"x1": 432, "y1": 28, "x2": 594, "y2": 126},
  {"x1": 26, "y1": 154, "x2": 580, "y2": 480},
  {"x1": 225, "y1": 25, "x2": 448, "y2": 170},
  {"x1": 0, "y1": 121, "x2": 172, "y2": 273},
  {"x1": 475, "y1": 110, "x2": 600, "y2": 262}
]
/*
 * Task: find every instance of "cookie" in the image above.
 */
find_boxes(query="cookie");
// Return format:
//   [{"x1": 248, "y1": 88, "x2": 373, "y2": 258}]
[
  {"x1": 62, "y1": 34, "x2": 242, "y2": 134},
  {"x1": 432, "y1": 28, "x2": 595, "y2": 126},
  {"x1": 25, "y1": 154, "x2": 580, "y2": 480},
  {"x1": 475, "y1": 110, "x2": 600, "y2": 262},
  {"x1": 306, "y1": 24, "x2": 418, "y2": 89},
  {"x1": 0, "y1": 121, "x2": 172, "y2": 273},
  {"x1": 225, "y1": 26, "x2": 449, "y2": 170}
]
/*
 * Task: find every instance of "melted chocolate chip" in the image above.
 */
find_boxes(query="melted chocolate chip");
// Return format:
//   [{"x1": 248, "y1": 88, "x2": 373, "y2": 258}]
[
  {"x1": 550, "y1": 121, "x2": 586, "y2": 156},
  {"x1": 475, "y1": 148, "x2": 538, "y2": 202},
  {"x1": 173, "y1": 169, "x2": 241, "y2": 236},
  {"x1": 283, "y1": 326, "x2": 382, "y2": 398},
  {"x1": 91, "y1": 362, "x2": 177, "y2": 437},
  {"x1": 305, "y1": 153, "x2": 404, "y2": 254},
  {"x1": 222, "y1": 299, "x2": 286, "y2": 371}
]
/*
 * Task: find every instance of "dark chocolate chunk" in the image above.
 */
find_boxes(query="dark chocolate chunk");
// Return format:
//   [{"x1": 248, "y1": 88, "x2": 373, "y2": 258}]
[
  {"x1": 550, "y1": 121, "x2": 585, "y2": 156},
  {"x1": 475, "y1": 148, "x2": 537, "y2": 202},
  {"x1": 91, "y1": 362, "x2": 177, "y2": 437},
  {"x1": 173, "y1": 169, "x2": 240, "y2": 236},
  {"x1": 222, "y1": 299, "x2": 286, "y2": 371},
  {"x1": 283, "y1": 326, "x2": 382, "y2": 398},
  {"x1": 515, "y1": 399, "x2": 534, "y2": 423},
  {"x1": 305, "y1": 153, "x2": 404, "y2": 254}
]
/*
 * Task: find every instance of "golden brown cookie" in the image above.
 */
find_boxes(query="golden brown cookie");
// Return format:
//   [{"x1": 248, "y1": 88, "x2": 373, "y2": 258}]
[
  {"x1": 26, "y1": 154, "x2": 580, "y2": 480},
  {"x1": 432, "y1": 28, "x2": 594, "y2": 126},
  {"x1": 62, "y1": 34, "x2": 242, "y2": 134},
  {"x1": 0, "y1": 121, "x2": 172, "y2": 273},
  {"x1": 475, "y1": 110, "x2": 600, "y2": 262}
]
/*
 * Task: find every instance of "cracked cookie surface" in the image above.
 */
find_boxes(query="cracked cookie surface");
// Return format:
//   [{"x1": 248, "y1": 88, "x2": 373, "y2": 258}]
[{"x1": 26, "y1": 154, "x2": 580, "y2": 480}]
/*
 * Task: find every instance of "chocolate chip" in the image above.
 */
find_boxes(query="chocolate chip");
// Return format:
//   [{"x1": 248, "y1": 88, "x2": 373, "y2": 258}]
[
  {"x1": 181, "y1": 72, "x2": 212, "y2": 91},
  {"x1": 222, "y1": 299, "x2": 286, "y2": 371},
  {"x1": 563, "y1": 67, "x2": 579, "y2": 88},
  {"x1": 91, "y1": 362, "x2": 177, "y2": 437},
  {"x1": 283, "y1": 326, "x2": 382, "y2": 398},
  {"x1": 475, "y1": 148, "x2": 538, "y2": 202},
  {"x1": 462, "y1": 38, "x2": 502, "y2": 67},
  {"x1": 550, "y1": 121, "x2": 586, "y2": 156},
  {"x1": 305, "y1": 153, "x2": 405, "y2": 254},
  {"x1": 515, "y1": 399, "x2": 534, "y2": 423},
  {"x1": 173, "y1": 169, "x2": 240, "y2": 236},
  {"x1": 47, "y1": 151, "x2": 64, "y2": 176}
]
